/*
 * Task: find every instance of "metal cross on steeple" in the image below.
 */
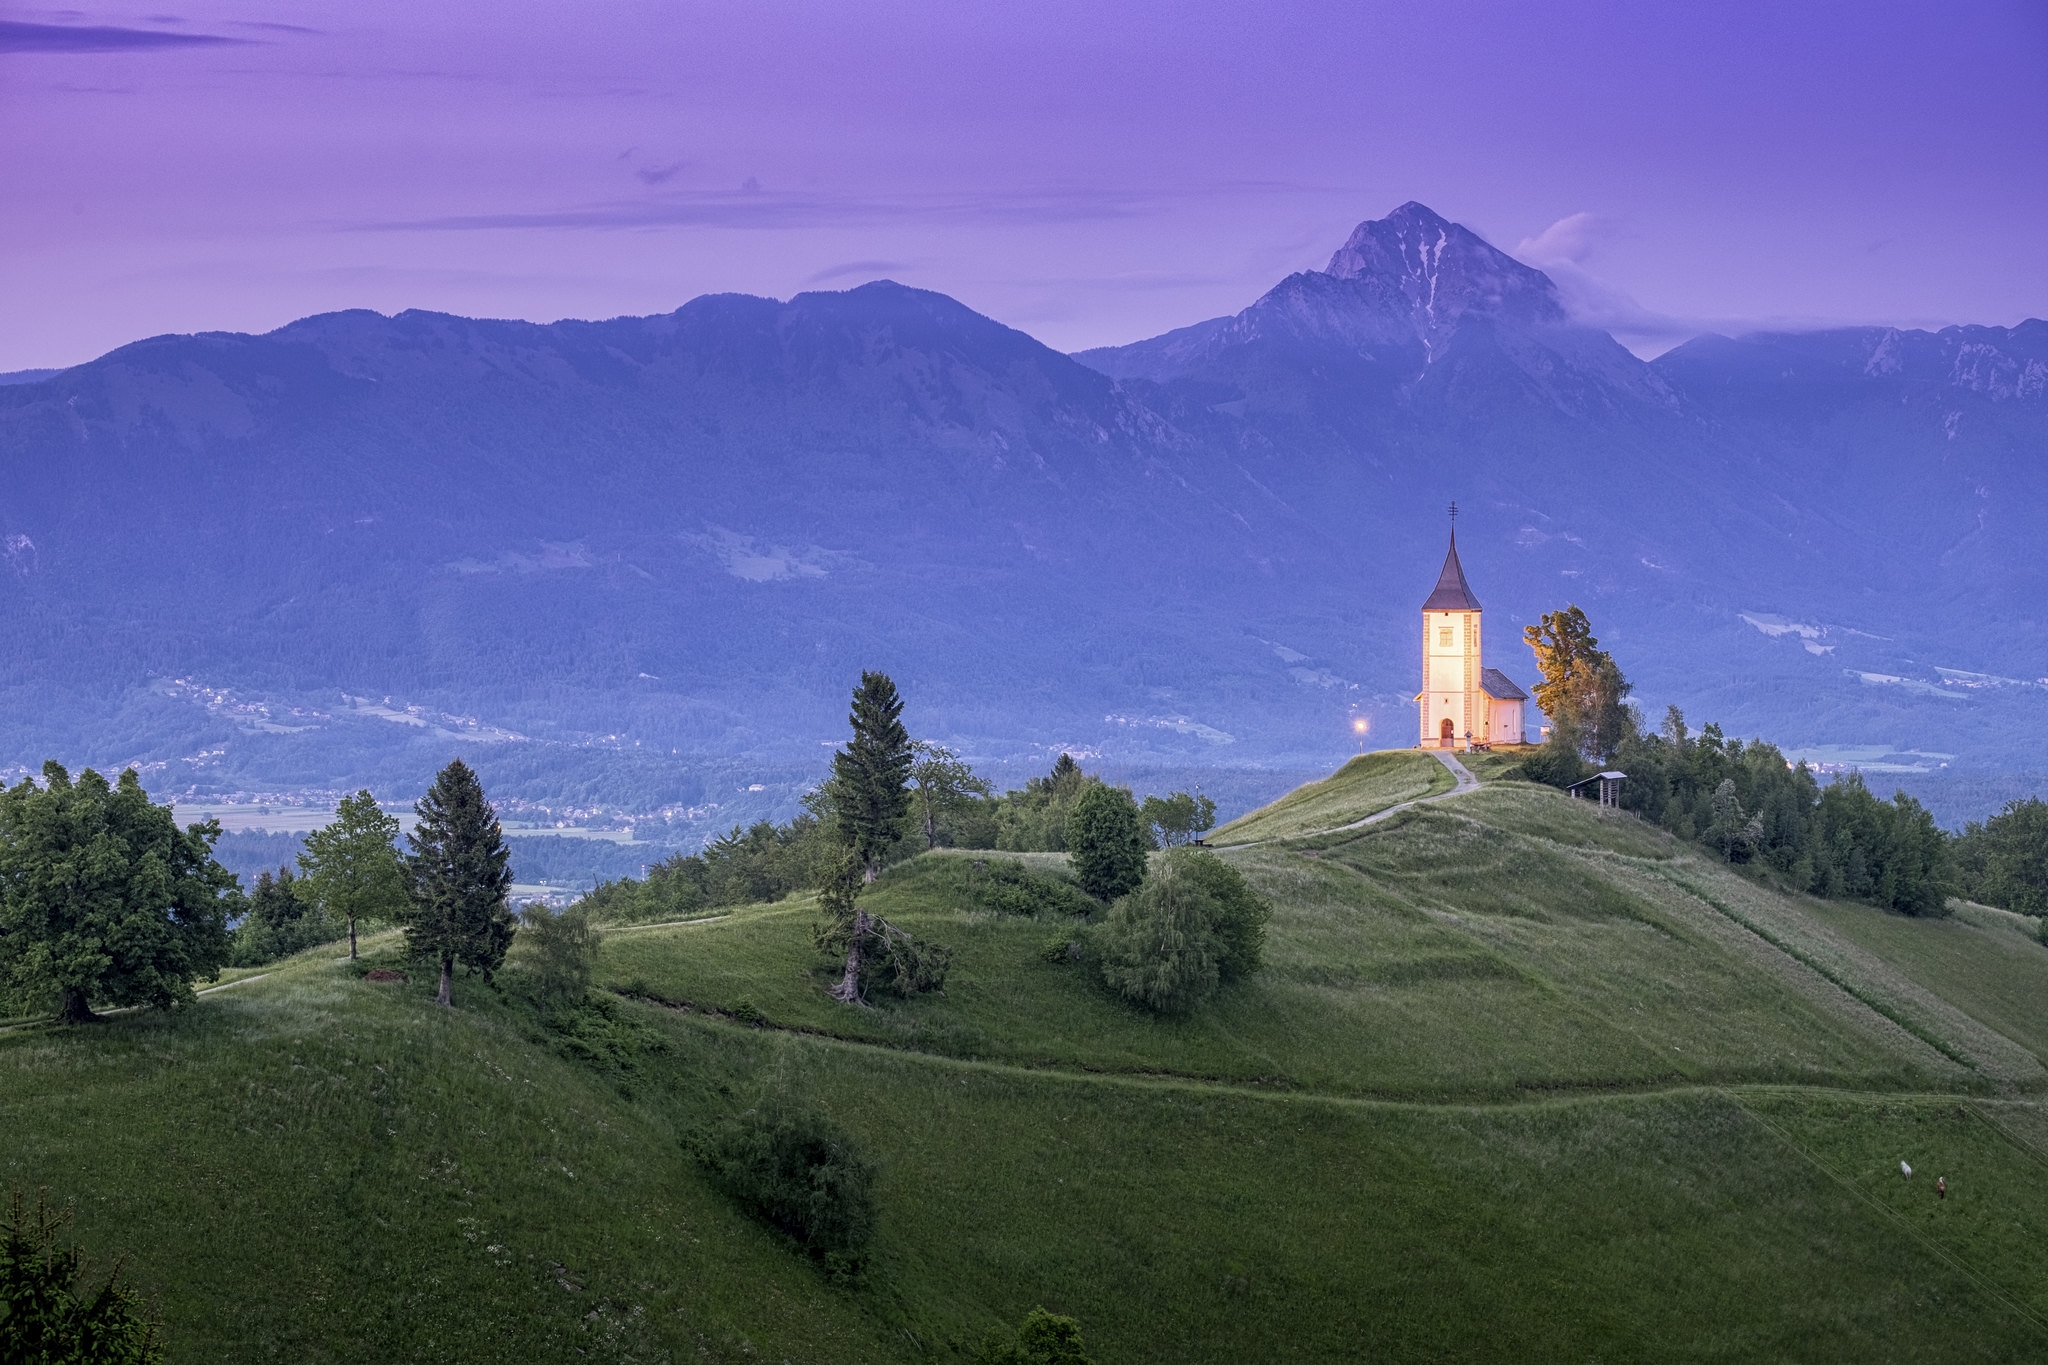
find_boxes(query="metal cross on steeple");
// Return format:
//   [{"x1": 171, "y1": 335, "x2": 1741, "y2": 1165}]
[{"x1": 1448, "y1": 500, "x2": 1458, "y2": 526}]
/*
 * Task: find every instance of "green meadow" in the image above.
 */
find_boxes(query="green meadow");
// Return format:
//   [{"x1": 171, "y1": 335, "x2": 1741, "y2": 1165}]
[
  {"x1": 1207, "y1": 749, "x2": 1453, "y2": 843},
  {"x1": 9, "y1": 759, "x2": 2048, "y2": 1360}
]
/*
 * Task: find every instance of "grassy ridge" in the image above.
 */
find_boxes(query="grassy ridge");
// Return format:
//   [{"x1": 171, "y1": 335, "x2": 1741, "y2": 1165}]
[
  {"x1": 1207, "y1": 750, "x2": 1452, "y2": 844},
  {"x1": 9, "y1": 764, "x2": 2048, "y2": 1359}
]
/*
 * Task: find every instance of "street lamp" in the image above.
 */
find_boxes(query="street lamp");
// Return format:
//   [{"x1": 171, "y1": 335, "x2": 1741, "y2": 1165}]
[{"x1": 1352, "y1": 716, "x2": 1369, "y2": 755}]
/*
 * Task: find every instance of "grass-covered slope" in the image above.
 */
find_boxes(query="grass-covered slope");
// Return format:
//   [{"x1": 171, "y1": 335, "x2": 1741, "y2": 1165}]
[
  {"x1": 10, "y1": 766, "x2": 2048, "y2": 1361},
  {"x1": 1207, "y1": 750, "x2": 1452, "y2": 844}
]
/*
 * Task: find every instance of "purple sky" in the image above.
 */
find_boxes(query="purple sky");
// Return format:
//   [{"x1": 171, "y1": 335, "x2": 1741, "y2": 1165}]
[{"x1": 4, "y1": 0, "x2": 2045, "y2": 370}]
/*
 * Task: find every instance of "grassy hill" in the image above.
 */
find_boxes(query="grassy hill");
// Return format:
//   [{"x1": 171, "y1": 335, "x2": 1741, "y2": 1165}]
[
  {"x1": 9, "y1": 757, "x2": 2048, "y2": 1360},
  {"x1": 1206, "y1": 749, "x2": 1454, "y2": 843}
]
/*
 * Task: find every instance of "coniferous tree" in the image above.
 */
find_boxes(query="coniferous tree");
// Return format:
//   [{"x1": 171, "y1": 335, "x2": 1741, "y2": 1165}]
[
  {"x1": 299, "y1": 790, "x2": 406, "y2": 959},
  {"x1": 403, "y1": 760, "x2": 516, "y2": 1008},
  {"x1": 0, "y1": 1189, "x2": 164, "y2": 1362},
  {"x1": 830, "y1": 672, "x2": 914, "y2": 880},
  {"x1": 0, "y1": 763, "x2": 233, "y2": 1024},
  {"x1": 826, "y1": 673, "x2": 911, "y2": 1002}
]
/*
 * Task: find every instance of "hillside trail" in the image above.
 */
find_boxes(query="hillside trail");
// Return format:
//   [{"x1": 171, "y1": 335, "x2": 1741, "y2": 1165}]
[{"x1": 1221, "y1": 748, "x2": 1481, "y2": 848}]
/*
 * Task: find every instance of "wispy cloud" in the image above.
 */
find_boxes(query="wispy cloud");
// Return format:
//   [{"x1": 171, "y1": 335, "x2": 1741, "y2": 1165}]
[
  {"x1": 805, "y1": 259, "x2": 914, "y2": 284},
  {"x1": 352, "y1": 187, "x2": 1171, "y2": 235},
  {"x1": 0, "y1": 19, "x2": 250, "y2": 52},
  {"x1": 633, "y1": 161, "x2": 690, "y2": 187}
]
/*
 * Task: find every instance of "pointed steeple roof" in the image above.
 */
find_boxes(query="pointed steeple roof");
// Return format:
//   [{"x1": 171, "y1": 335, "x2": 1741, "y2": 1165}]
[{"x1": 1422, "y1": 530, "x2": 1482, "y2": 611}]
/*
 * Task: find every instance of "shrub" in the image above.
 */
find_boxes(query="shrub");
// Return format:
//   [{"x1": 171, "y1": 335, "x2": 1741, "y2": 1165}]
[
  {"x1": 974, "y1": 1307, "x2": 1095, "y2": 1365},
  {"x1": 693, "y1": 1097, "x2": 876, "y2": 1258},
  {"x1": 1038, "y1": 933, "x2": 1083, "y2": 964},
  {"x1": 1095, "y1": 855, "x2": 1220, "y2": 1014},
  {"x1": 1171, "y1": 850, "x2": 1270, "y2": 981},
  {"x1": 1066, "y1": 785, "x2": 1148, "y2": 902},
  {"x1": 517, "y1": 903, "x2": 602, "y2": 1010},
  {"x1": 1, "y1": 1188, "x2": 164, "y2": 1363},
  {"x1": 871, "y1": 855, "x2": 1095, "y2": 918},
  {"x1": 968, "y1": 859, "x2": 1096, "y2": 917},
  {"x1": 1515, "y1": 741, "x2": 1587, "y2": 790}
]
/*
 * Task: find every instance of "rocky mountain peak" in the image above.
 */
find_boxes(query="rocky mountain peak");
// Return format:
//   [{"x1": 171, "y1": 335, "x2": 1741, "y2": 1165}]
[{"x1": 1322, "y1": 201, "x2": 1567, "y2": 336}]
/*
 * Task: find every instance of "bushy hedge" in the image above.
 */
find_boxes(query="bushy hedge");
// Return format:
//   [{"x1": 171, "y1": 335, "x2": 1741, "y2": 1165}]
[
  {"x1": 879, "y1": 855, "x2": 1096, "y2": 917},
  {"x1": 1094, "y1": 850, "x2": 1270, "y2": 1013},
  {"x1": 693, "y1": 1097, "x2": 876, "y2": 1261}
]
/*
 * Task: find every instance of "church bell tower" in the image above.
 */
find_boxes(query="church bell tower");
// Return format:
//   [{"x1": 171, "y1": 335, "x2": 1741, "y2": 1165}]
[{"x1": 1417, "y1": 509, "x2": 1483, "y2": 749}]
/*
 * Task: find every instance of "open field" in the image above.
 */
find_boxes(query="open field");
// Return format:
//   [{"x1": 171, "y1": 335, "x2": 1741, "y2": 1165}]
[{"x1": 10, "y1": 760, "x2": 2048, "y2": 1360}]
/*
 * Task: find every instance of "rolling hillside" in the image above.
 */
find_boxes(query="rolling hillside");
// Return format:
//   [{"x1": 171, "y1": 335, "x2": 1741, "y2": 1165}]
[{"x1": 8, "y1": 761, "x2": 2048, "y2": 1361}]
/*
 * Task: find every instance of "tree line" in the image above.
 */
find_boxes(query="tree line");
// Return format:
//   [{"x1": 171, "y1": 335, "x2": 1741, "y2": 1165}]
[
  {"x1": 1515, "y1": 605, "x2": 2045, "y2": 921},
  {"x1": 581, "y1": 734, "x2": 1216, "y2": 925},
  {"x1": 0, "y1": 758, "x2": 531, "y2": 1021}
]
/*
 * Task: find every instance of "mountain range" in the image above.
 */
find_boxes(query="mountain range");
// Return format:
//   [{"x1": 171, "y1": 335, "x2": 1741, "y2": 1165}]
[{"x1": 3, "y1": 201, "x2": 2044, "y2": 829}]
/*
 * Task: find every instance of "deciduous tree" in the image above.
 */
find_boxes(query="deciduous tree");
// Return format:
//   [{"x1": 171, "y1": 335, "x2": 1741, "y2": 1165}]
[
  {"x1": 908, "y1": 742, "x2": 990, "y2": 850},
  {"x1": 1523, "y1": 605, "x2": 1635, "y2": 760},
  {"x1": 0, "y1": 763, "x2": 233, "y2": 1024},
  {"x1": 403, "y1": 759, "x2": 516, "y2": 1008},
  {"x1": 1138, "y1": 790, "x2": 1217, "y2": 848},
  {"x1": 299, "y1": 790, "x2": 407, "y2": 959},
  {"x1": 1094, "y1": 853, "x2": 1217, "y2": 1013},
  {"x1": 1066, "y1": 784, "x2": 1147, "y2": 902},
  {"x1": 518, "y1": 903, "x2": 602, "y2": 1010}
]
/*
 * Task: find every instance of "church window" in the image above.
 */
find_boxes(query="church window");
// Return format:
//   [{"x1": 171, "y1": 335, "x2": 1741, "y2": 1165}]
[{"x1": 1438, "y1": 628, "x2": 1453, "y2": 648}]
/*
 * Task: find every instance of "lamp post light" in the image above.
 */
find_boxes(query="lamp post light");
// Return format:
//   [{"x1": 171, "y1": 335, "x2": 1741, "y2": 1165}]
[{"x1": 1352, "y1": 716, "x2": 1369, "y2": 755}]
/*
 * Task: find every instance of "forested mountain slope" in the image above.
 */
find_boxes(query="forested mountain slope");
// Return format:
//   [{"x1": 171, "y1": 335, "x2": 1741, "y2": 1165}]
[{"x1": 2, "y1": 203, "x2": 2044, "y2": 812}]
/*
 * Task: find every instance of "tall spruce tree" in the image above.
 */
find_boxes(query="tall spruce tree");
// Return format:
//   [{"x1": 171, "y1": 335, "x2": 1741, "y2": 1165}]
[
  {"x1": 830, "y1": 672, "x2": 914, "y2": 881},
  {"x1": 403, "y1": 760, "x2": 516, "y2": 1008},
  {"x1": 825, "y1": 672, "x2": 922, "y2": 1004},
  {"x1": 299, "y1": 790, "x2": 406, "y2": 960}
]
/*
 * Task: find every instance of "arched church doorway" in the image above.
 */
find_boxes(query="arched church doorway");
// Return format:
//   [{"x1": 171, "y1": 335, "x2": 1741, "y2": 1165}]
[{"x1": 1439, "y1": 718, "x2": 1455, "y2": 748}]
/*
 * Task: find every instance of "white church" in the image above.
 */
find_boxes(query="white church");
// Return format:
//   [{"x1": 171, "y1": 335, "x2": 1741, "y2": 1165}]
[{"x1": 1415, "y1": 525, "x2": 1528, "y2": 749}]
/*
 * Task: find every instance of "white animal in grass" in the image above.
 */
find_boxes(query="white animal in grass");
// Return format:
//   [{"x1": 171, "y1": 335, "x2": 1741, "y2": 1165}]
[{"x1": 1901, "y1": 1161, "x2": 1913, "y2": 1178}]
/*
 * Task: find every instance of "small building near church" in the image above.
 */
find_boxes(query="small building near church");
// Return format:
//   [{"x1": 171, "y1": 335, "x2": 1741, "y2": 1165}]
[
  {"x1": 1480, "y1": 668, "x2": 1527, "y2": 747},
  {"x1": 1414, "y1": 526, "x2": 1530, "y2": 749}
]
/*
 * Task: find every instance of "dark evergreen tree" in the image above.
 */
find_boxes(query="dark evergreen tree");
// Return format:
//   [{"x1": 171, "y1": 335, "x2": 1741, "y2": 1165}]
[
  {"x1": 830, "y1": 672, "x2": 914, "y2": 880},
  {"x1": 0, "y1": 763, "x2": 234, "y2": 1024},
  {"x1": 403, "y1": 759, "x2": 516, "y2": 1008},
  {"x1": 227, "y1": 865, "x2": 341, "y2": 968},
  {"x1": 0, "y1": 1189, "x2": 164, "y2": 1363},
  {"x1": 1066, "y1": 784, "x2": 1148, "y2": 902},
  {"x1": 827, "y1": 673, "x2": 910, "y2": 1003}
]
